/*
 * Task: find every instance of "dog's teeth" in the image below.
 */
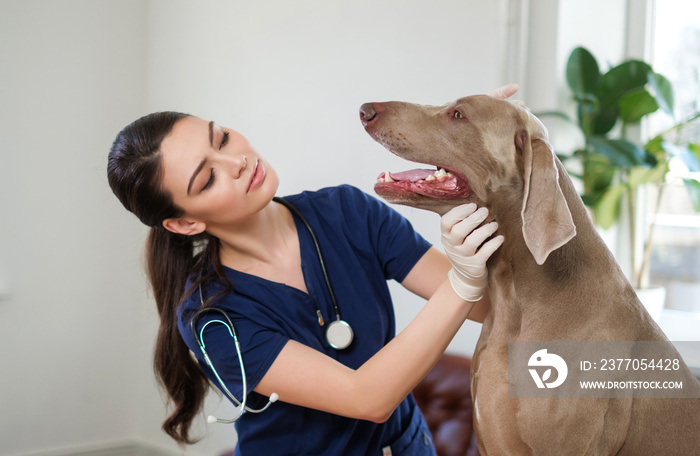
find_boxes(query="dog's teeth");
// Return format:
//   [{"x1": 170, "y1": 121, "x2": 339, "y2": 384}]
[
  {"x1": 446, "y1": 171, "x2": 453, "y2": 177},
  {"x1": 425, "y1": 175, "x2": 436, "y2": 181},
  {"x1": 434, "y1": 168, "x2": 447, "y2": 178},
  {"x1": 384, "y1": 172, "x2": 395, "y2": 183}
]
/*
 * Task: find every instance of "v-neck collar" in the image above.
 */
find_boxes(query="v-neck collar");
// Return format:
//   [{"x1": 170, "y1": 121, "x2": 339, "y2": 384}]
[{"x1": 220, "y1": 204, "x2": 327, "y2": 309}]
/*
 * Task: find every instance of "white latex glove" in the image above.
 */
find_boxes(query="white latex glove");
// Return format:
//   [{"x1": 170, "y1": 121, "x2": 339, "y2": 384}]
[
  {"x1": 489, "y1": 83, "x2": 519, "y2": 100},
  {"x1": 441, "y1": 204, "x2": 504, "y2": 302}
]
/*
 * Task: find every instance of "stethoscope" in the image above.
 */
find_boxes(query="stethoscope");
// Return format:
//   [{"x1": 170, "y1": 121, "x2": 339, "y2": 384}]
[{"x1": 190, "y1": 197, "x2": 354, "y2": 424}]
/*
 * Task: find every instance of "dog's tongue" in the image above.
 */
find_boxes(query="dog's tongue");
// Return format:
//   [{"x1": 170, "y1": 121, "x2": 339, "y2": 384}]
[
  {"x1": 386, "y1": 169, "x2": 435, "y2": 182},
  {"x1": 376, "y1": 167, "x2": 470, "y2": 200}
]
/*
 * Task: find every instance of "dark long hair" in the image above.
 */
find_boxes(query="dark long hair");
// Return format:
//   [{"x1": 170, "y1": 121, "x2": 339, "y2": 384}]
[{"x1": 108, "y1": 112, "x2": 223, "y2": 445}]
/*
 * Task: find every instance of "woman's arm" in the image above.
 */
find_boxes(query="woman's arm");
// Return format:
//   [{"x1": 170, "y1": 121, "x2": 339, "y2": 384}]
[
  {"x1": 255, "y1": 278, "x2": 472, "y2": 422},
  {"x1": 401, "y1": 246, "x2": 491, "y2": 323},
  {"x1": 255, "y1": 204, "x2": 501, "y2": 422}
]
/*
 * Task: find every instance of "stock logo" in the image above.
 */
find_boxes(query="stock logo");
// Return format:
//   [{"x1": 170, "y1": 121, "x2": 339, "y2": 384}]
[{"x1": 528, "y1": 349, "x2": 568, "y2": 388}]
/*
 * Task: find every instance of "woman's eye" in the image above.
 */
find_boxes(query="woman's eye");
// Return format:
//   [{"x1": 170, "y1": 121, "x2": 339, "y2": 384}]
[
  {"x1": 453, "y1": 110, "x2": 463, "y2": 119},
  {"x1": 220, "y1": 131, "x2": 230, "y2": 149},
  {"x1": 202, "y1": 170, "x2": 216, "y2": 191}
]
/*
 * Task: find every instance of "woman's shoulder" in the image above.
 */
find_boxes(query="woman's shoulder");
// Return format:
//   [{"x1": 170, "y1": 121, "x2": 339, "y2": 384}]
[
  {"x1": 287, "y1": 184, "x2": 366, "y2": 201},
  {"x1": 285, "y1": 184, "x2": 383, "y2": 214}
]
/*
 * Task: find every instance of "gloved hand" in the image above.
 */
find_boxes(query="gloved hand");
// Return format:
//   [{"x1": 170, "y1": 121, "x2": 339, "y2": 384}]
[
  {"x1": 440, "y1": 204, "x2": 504, "y2": 301},
  {"x1": 489, "y1": 83, "x2": 528, "y2": 110},
  {"x1": 489, "y1": 83, "x2": 519, "y2": 100}
]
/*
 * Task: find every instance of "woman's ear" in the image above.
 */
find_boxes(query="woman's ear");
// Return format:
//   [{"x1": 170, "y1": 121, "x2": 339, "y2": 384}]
[{"x1": 162, "y1": 217, "x2": 206, "y2": 236}]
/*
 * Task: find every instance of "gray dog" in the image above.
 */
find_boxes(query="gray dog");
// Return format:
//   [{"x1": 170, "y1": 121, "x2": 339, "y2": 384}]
[{"x1": 361, "y1": 93, "x2": 700, "y2": 456}]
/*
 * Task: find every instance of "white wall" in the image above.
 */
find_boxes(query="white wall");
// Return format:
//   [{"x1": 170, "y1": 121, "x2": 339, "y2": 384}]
[
  {"x1": 0, "y1": 0, "x2": 156, "y2": 455},
  {"x1": 0, "y1": 1, "x2": 514, "y2": 454},
  {"x1": 0, "y1": 1, "x2": 639, "y2": 455}
]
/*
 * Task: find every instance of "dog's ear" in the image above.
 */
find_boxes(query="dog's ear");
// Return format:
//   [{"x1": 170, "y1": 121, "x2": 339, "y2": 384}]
[{"x1": 518, "y1": 131, "x2": 576, "y2": 265}]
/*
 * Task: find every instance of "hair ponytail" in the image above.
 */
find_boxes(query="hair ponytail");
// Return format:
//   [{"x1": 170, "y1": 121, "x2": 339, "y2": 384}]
[
  {"x1": 108, "y1": 112, "x2": 225, "y2": 445},
  {"x1": 147, "y1": 227, "x2": 210, "y2": 444}
]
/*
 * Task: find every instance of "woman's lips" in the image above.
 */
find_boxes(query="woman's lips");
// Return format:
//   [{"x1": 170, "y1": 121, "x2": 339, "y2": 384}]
[{"x1": 247, "y1": 159, "x2": 265, "y2": 192}]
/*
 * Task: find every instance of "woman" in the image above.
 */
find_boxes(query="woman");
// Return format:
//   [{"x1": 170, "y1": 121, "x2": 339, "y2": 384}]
[{"x1": 107, "y1": 86, "x2": 513, "y2": 455}]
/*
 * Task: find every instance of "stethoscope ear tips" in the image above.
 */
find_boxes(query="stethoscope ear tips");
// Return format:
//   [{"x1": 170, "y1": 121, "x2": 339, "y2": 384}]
[
  {"x1": 270, "y1": 392, "x2": 279, "y2": 403},
  {"x1": 207, "y1": 415, "x2": 218, "y2": 424}
]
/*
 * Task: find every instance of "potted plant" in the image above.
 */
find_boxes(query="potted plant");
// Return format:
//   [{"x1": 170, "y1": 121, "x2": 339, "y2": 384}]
[{"x1": 540, "y1": 46, "x2": 700, "y2": 316}]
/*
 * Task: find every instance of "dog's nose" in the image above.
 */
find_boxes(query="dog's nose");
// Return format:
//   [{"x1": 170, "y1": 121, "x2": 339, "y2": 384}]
[{"x1": 359, "y1": 103, "x2": 377, "y2": 125}]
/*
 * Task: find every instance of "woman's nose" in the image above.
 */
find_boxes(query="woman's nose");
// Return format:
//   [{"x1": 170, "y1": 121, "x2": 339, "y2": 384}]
[{"x1": 224, "y1": 154, "x2": 247, "y2": 178}]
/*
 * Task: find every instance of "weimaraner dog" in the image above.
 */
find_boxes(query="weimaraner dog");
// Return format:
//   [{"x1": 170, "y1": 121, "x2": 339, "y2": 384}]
[{"x1": 360, "y1": 94, "x2": 700, "y2": 455}]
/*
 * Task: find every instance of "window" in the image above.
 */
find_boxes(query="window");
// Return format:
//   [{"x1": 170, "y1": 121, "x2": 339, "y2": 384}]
[{"x1": 646, "y1": 0, "x2": 700, "y2": 313}]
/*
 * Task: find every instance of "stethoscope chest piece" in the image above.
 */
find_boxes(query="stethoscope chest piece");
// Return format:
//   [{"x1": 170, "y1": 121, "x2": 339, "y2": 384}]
[{"x1": 326, "y1": 319, "x2": 354, "y2": 350}]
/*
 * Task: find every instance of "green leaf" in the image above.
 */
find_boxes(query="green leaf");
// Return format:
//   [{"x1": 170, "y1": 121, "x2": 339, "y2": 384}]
[
  {"x1": 591, "y1": 106, "x2": 619, "y2": 135},
  {"x1": 644, "y1": 153, "x2": 659, "y2": 168},
  {"x1": 683, "y1": 178, "x2": 700, "y2": 213},
  {"x1": 619, "y1": 89, "x2": 659, "y2": 123},
  {"x1": 566, "y1": 47, "x2": 600, "y2": 94},
  {"x1": 589, "y1": 137, "x2": 649, "y2": 168},
  {"x1": 647, "y1": 72, "x2": 674, "y2": 116},
  {"x1": 648, "y1": 161, "x2": 670, "y2": 184},
  {"x1": 576, "y1": 100, "x2": 596, "y2": 134},
  {"x1": 580, "y1": 153, "x2": 615, "y2": 207},
  {"x1": 645, "y1": 135, "x2": 665, "y2": 155},
  {"x1": 581, "y1": 194, "x2": 598, "y2": 207},
  {"x1": 629, "y1": 162, "x2": 668, "y2": 187},
  {"x1": 688, "y1": 143, "x2": 700, "y2": 164},
  {"x1": 597, "y1": 60, "x2": 652, "y2": 107},
  {"x1": 595, "y1": 183, "x2": 626, "y2": 229}
]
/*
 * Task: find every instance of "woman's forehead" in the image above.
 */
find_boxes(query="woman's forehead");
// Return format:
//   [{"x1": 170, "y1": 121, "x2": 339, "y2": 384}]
[{"x1": 160, "y1": 117, "x2": 210, "y2": 192}]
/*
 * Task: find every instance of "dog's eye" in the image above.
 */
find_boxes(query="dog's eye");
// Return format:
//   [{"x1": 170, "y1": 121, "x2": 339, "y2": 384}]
[{"x1": 453, "y1": 110, "x2": 464, "y2": 119}]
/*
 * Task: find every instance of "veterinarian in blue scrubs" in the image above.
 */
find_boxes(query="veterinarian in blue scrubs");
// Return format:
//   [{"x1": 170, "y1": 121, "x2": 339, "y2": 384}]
[{"x1": 107, "y1": 87, "x2": 513, "y2": 455}]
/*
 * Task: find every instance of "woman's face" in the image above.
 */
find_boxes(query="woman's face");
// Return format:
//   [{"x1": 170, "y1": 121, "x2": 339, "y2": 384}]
[{"x1": 159, "y1": 116, "x2": 279, "y2": 234}]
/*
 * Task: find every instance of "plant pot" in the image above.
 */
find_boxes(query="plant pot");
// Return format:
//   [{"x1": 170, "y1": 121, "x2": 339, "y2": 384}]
[{"x1": 635, "y1": 285, "x2": 666, "y2": 322}]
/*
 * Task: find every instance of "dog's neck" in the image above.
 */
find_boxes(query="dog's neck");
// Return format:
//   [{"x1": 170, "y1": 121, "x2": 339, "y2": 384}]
[{"x1": 485, "y1": 159, "x2": 628, "y2": 315}]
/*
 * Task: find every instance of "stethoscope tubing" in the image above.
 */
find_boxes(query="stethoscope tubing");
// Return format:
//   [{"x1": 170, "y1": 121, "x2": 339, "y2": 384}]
[
  {"x1": 273, "y1": 197, "x2": 354, "y2": 350},
  {"x1": 199, "y1": 318, "x2": 248, "y2": 422},
  {"x1": 272, "y1": 196, "x2": 343, "y2": 322},
  {"x1": 192, "y1": 306, "x2": 278, "y2": 421}
]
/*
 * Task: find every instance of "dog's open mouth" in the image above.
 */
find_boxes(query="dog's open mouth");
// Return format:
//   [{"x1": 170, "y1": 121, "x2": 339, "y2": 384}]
[{"x1": 375, "y1": 167, "x2": 470, "y2": 199}]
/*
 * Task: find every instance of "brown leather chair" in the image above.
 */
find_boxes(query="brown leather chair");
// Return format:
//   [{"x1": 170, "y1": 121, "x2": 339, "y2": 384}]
[{"x1": 412, "y1": 353, "x2": 480, "y2": 456}]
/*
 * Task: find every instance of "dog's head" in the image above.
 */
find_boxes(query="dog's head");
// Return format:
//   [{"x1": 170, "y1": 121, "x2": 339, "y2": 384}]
[{"x1": 361, "y1": 94, "x2": 576, "y2": 265}]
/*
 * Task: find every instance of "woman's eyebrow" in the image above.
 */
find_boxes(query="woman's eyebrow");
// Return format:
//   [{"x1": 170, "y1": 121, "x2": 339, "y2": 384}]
[
  {"x1": 186, "y1": 121, "x2": 216, "y2": 195},
  {"x1": 187, "y1": 157, "x2": 207, "y2": 195}
]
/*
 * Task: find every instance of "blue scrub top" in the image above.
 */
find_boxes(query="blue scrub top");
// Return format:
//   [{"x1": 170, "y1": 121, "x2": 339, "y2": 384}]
[{"x1": 178, "y1": 185, "x2": 434, "y2": 455}]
